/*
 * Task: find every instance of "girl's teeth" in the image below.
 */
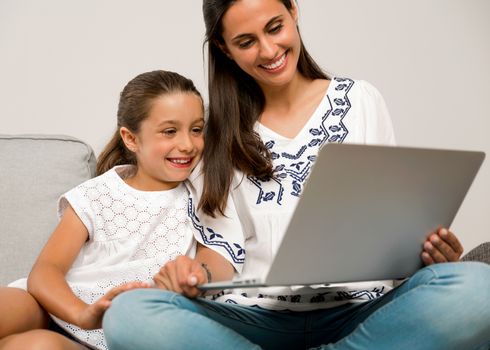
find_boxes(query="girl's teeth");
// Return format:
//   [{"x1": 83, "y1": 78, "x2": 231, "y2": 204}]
[
  {"x1": 263, "y1": 53, "x2": 286, "y2": 70},
  {"x1": 170, "y1": 159, "x2": 190, "y2": 164}
]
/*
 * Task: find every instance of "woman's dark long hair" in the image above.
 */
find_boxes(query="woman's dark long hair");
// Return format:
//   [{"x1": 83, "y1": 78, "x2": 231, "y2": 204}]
[
  {"x1": 97, "y1": 70, "x2": 202, "y2": 175},
  {"x1": 201, "y1": 0, "x2": 329, "y2": 217}
]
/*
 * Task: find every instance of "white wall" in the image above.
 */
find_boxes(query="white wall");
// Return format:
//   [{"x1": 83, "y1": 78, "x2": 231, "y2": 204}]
[{"x1": 1, "y1": 0, "x2": 489, "y2": 252}]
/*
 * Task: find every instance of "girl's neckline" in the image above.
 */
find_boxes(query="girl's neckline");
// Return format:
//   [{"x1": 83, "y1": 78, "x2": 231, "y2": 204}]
[
  {"x1": 112, "y1": 165, "x2": 185, "y2": 196},
  {"x1": 256, "y1": 78, "x2": 334, "y2": 141}
]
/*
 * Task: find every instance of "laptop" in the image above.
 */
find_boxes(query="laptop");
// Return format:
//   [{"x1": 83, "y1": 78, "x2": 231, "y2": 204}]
[{"x1": 199, "y1": 143, "x2": 485, "y2": 290}]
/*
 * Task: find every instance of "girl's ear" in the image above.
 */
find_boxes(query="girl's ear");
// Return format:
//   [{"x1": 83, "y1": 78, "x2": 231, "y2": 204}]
[{"x1": 120, "y1": 127, "x2": 138, "y2": 153}]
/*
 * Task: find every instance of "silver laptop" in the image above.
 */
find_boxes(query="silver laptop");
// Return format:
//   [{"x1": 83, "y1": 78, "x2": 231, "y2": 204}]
[{"x1": 199, "y1": 143, "x2": 485, "y2": 290}]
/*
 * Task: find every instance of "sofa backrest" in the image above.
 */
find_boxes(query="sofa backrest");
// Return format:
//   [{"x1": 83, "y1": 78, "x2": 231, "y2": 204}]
[{"x1": 0, "y1": 134, "x2": 96, "y2": 286}]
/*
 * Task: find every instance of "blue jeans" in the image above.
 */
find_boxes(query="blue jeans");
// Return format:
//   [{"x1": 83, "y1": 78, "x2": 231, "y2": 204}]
[{"x1": 103, "y1": 262, "x2": 490, "y2": 350}]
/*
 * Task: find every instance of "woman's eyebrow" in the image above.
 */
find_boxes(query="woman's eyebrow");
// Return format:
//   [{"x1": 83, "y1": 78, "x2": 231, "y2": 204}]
[{"x1": 231, "y1": 15, "x2": 283, "y2": 42}]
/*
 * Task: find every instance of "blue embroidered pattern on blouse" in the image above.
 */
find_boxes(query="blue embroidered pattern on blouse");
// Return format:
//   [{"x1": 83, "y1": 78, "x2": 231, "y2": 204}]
[
  {"x1": 187, "y1": 198, "x2": 245, "y2": 264},
  {"x1": 249, "y1": 77, "x2": 354, "y2": 204},
  {"x1": 221, "y1": 285, "x2": 385, "y2": 305}
]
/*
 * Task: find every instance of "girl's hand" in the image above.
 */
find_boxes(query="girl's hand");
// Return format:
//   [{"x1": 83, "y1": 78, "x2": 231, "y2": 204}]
[
  {"x1": 153, "y1": 256, "x2": 208, "y2": 298},
  {"x1": 421, "y1": 227, "x2": 464, "y2": 265},
  {"x1": 77, "y1": 281, "x2": 151, "y2": 329}
]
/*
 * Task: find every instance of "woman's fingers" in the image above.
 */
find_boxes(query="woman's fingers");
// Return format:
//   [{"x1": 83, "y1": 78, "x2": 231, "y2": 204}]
[
  {"x1": 438, "y1": 228, "x2": 464, "y2": 259},
  {"x1": 422, "y1": 228, "x2": 464, "y2": 265},
  {"x1": 152, "y1": 256, "x2": 209, "y2": 297}
]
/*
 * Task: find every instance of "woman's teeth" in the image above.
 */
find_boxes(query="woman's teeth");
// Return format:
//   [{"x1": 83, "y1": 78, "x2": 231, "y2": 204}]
[{"x1": 262, "y1": 52, "x2": 287, "y2": 70}]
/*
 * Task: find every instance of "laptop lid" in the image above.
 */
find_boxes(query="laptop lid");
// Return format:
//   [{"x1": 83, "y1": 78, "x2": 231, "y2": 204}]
[{"x1": 200, "y1": 144, "x2": 485, "y2": 290}]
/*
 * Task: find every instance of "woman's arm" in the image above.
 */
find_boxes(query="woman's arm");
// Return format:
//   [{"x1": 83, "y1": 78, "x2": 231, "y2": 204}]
[
  {"x1": 153, "y1": 243, "x2": 234, "y2": 298},
  {"x1": 27, "y1": 204, "x2": 148, "y2": 329}
]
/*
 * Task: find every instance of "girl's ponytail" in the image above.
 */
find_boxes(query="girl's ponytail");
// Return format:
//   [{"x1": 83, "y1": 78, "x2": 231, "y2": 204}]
[{"x1": 96, "y1": 130, "x2": 136, "y2": 175}]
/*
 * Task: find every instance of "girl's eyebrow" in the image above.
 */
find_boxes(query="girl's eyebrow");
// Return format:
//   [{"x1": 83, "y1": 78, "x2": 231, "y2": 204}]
[
  {"x1": 156, "y1": 117, "x2": 205, "y2": 128},
  {"x1": 231, "y1": 15, "x2": 283, "y2": 42}
]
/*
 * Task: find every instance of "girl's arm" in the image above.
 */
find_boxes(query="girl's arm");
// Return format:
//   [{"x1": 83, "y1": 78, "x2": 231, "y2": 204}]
[
  {"x1": 27, "y1": 204, "x2": 148, "y2": 329},
  {"x1": 153, "y1": 243, "x2": 234, "y2": 297}
]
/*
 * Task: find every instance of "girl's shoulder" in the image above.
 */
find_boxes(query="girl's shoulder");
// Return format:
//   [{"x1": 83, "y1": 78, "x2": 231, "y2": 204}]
[{"x1": 74, "y1": 164, "x2": 132, "y2": 189}]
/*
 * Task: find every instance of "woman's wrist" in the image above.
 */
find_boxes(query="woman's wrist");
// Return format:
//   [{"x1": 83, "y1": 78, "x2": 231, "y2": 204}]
[{"x1": 201, "y1": 263, "x2": 212, "y2": 283}]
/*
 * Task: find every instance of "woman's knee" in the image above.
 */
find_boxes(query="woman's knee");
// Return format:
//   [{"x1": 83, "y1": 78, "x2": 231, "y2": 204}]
[
  {"x1": 103, "y1": 289, "x2": 196, "y2": 349},
  {"x1": 105, "y1": 288, "x2": 180, "y2": 320},
  {"x1": 103, "y1": 290, "x2": 181, "y2": 335},
  {"x1": 423, "y1": 262, "x2": 490, "y2": 322}
]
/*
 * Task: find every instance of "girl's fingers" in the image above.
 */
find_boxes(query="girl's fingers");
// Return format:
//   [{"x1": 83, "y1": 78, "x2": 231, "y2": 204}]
[{"x1": 103, "y1": 281, "x2": 151, "y2": 301}]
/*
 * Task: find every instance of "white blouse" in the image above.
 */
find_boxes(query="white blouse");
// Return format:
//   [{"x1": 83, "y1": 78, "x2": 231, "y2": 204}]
[
  {"x1": 187, "y1": 78, "x2": 397, "y2": 311},
  {"x1": 9, "y1": 165, "x2": 238, "y2": 349}
]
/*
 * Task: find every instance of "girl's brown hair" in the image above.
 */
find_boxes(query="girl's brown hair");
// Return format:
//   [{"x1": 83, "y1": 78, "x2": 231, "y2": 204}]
[
  {"x1": 201, "y1": 0, "x2": 329, "y2": 216},
  {"x1": 96, "y1": 70, "x2": 202, "y2": 175}
]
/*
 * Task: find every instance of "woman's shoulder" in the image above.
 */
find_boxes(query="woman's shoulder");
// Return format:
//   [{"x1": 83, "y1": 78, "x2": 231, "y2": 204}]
[{"x1": 329, "y1": 77, "x2": 383, "y2": 100}]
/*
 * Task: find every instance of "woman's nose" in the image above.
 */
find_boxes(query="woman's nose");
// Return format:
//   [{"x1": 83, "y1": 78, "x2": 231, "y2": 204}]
[{"x1": 258, "y1": 37, "x2": 278, "y2": 61}]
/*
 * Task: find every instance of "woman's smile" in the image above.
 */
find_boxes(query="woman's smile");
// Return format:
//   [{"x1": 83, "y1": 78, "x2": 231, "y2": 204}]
[{"x1": 259, "y1": 50, "x2": 288, "y2": 72}]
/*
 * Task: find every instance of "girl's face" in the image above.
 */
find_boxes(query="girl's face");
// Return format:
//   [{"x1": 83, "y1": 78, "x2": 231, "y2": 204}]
[
  {"x1": 220, "y1": 0, "x2": 301, "y2": 90},
  {"x1": 123, "y1": 92, "x2": 204, "y2": 191}
]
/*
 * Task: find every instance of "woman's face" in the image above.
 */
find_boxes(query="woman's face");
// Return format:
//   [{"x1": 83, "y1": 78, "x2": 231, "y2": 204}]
[{"x1": 220, "y1": 0, "x2": 301, "y2": 90}]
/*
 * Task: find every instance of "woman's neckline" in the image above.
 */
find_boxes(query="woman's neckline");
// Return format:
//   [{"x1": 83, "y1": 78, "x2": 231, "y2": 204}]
[{"x1": 257, "y1": 78, "x2": 334, "y2": 141}]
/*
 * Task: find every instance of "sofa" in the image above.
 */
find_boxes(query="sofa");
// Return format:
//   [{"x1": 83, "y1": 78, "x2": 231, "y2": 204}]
[
  {"x1": 0, "y1": 134, "x2": 96, "y2": 286},
  {"x1": 0, "y1": 134, "x2": 488, "y2": 287}
]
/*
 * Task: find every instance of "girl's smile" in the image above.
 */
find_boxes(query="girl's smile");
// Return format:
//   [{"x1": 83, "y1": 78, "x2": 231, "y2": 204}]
[{"x1": 121, "y1": 92, "x2": 204, "y2": 191}]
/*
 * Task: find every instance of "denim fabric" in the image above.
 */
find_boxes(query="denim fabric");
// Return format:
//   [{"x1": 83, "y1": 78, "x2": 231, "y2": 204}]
[{"x1": 103, "y1": 262, "x2": 490, "y2": 350}]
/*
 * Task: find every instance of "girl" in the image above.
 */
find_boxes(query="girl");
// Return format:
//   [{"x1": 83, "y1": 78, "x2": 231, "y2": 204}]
[
  {"x1": 0, "y1": 70, "x2": 236, "y2": 350},
  {"x1": 103, "y1": 1, "x2": 490, "y2": 350}
]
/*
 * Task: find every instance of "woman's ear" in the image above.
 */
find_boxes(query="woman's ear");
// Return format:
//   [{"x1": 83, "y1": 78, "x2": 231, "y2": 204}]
[
  {"x1": 216, "y1": 40, "x2": 233, "y2": 60},
  {"x1": 290, "y1": 0, "x2": 299, "y2": 23},
  {"x1": 120, "y1": 127, "x2": 138, "y2": 153}
]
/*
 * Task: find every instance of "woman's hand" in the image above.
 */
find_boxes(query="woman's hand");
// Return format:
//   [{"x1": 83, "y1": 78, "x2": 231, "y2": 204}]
[
  {"x1": 421, "y1": 227, "x2": 464, "y2": 265},
  {"x1": 153, "y1": 256, "x2": 208, "y2": 298},
  {"x1": 76, "y1": 281, "x2": 151, "y2": 329}
]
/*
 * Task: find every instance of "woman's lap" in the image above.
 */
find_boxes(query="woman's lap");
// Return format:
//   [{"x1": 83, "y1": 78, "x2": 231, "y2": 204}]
[{"x1": 103, "y1": 261, "x2": 490, "y2": 350}]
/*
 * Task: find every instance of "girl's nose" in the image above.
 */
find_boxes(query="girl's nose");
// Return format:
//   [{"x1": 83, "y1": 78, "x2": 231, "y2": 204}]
[{"x1": 178, "y1": 133, "x2": 194, "y2": 152}]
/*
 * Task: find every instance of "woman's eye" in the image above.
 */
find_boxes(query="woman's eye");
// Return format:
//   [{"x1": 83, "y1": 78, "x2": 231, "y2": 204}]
[
  {"x1": 192, "y1": 127, "x2": 203, "y2": 134},
  {"x1": 269, "y1": 24, "x2": 283, "y2": 34},
  {"x1": 239, "y1": 40, "x2": 254, "y2": 49}
]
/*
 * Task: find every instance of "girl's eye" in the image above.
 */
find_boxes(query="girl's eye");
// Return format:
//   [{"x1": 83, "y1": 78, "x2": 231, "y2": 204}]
[
  {"x1": 192, "y1": 127, "x2": 203, "y2": 135},
  {"x1": 269, "y1": 24, "x2": 283, "y2": 34},
  {"x1": 162, "y1": 129, "x2": 176, "y2": 136}
]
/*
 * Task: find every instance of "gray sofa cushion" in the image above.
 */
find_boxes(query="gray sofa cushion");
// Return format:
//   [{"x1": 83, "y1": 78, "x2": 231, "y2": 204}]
[
  {"x1": 461, "y1": 242, "x2": 490, "y2": 264},
  {"x1": 0, "y1": 134, "x2": 96, "y2": 286}
]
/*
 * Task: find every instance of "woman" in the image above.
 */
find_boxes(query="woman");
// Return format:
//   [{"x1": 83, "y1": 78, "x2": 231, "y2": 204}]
[{"x1": 102, "y1": 1, "x2": 490, "y2": 349}]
